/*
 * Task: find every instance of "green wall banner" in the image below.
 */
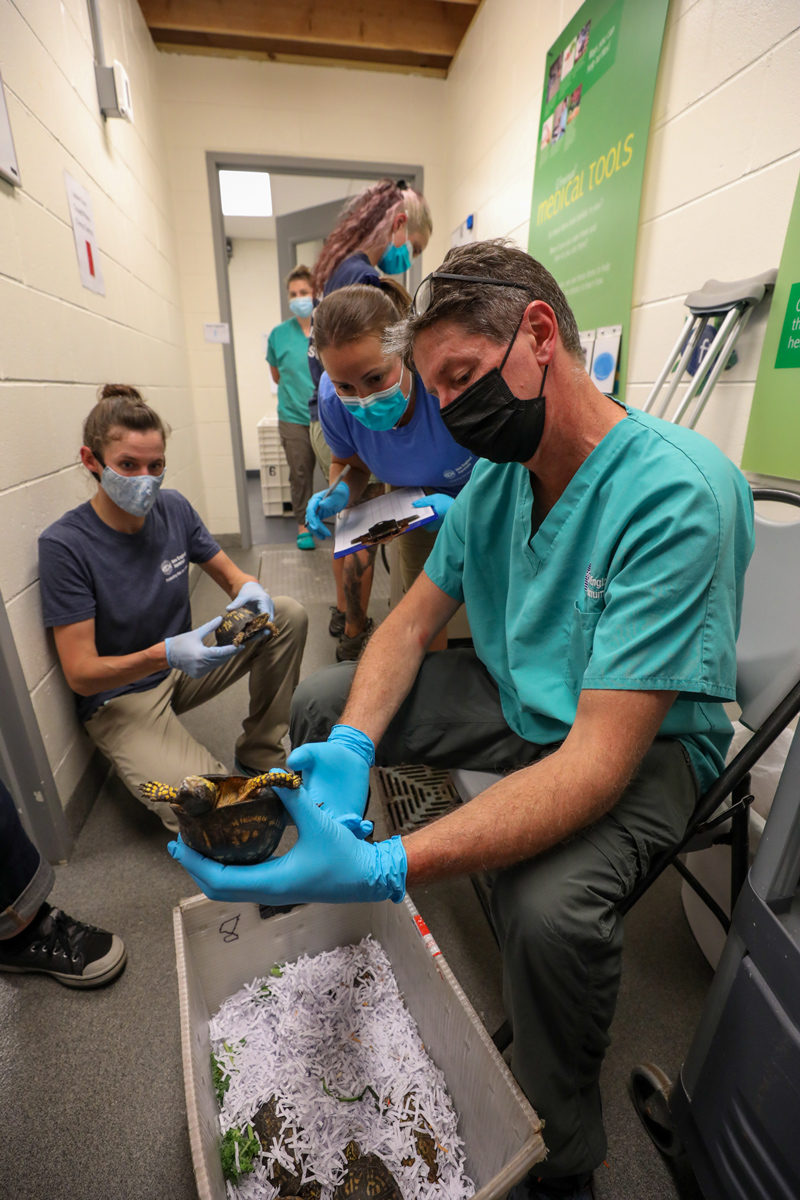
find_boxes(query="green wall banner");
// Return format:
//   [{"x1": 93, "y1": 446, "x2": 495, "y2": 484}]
[
  {"x1": 741, "y1": 170, "x2": 800, "y2": 480},
  {"x1": 528, "y1": 0, "x2": 669, "y2": 399}
]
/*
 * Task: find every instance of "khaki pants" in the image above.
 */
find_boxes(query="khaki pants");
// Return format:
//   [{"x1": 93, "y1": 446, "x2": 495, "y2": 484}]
[
  {"x1": 85, "y1": 596, "x2": 307, "y2": 830},
  {"x1": 279, "y1": 420, "x2": 315, "y2": 526},
  {"x1": 390, "y1": 488, "x2": 471, "y2": 640},
  {"x1": 309, "y1": 419, "x2": 332, "y2": 480}
]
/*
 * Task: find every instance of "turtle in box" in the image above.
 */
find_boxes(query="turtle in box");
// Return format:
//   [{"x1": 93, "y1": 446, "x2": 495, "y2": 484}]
[
  {"x1": 333, "y1": 1140, "x2": 403, "y2": 1200},
  {"x1": 253, "y1": 1095, "x2": 321, "y2": 1200},
  {"x1": 140, "y1": 769, "x2": 301, "y2": 864},
  {"x1": 215, "y1": 605, "x2": 278, "y2": 648}
]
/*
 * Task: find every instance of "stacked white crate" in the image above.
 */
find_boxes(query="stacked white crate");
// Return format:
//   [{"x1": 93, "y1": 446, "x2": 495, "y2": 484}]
[{"x1": 257, "y1": 416, "x2": 292, "y2": 516}]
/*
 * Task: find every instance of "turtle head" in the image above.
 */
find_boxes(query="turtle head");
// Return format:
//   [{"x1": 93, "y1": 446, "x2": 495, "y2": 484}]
[
  {"x1": 173, "y1": 775, "x2": 219, "y2": 817},
  {"x1": 344, "y1": 1140, "x2": 361, "y2": 1163}
]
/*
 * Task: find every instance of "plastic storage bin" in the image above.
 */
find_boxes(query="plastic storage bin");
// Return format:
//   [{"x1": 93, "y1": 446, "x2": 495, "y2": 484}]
[
  {"x1": 257, "y1": 416, "x2": 293, "y2": 516},
  {"x1": 174, "y1": 893, "x2": 546, "y2": 1200}
]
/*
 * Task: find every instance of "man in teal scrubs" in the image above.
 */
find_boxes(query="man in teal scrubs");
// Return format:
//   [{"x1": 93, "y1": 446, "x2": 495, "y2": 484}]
[{"x1": 170, "y1": 242, "x2": 754, "y2": 1200}]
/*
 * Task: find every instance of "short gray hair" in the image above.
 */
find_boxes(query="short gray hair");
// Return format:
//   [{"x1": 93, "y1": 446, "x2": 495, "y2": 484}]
[{"x1": 384, "y1": 239, "x2": 583, "y2": 365}]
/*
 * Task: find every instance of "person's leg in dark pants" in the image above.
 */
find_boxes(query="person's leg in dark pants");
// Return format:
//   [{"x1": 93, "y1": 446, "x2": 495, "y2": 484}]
[
  {"x1": 0, "y1": 778, "x2": 55, "y2": 936},
  {"x1": 291, "y1": 649, "x2": 539, "y2": 770},
  {"x1": 492, "y1": 740, "x2": 696, "y2": 1183},
  {"x1": 0, "y1": 778, "x2": 127, "y2": 988}
]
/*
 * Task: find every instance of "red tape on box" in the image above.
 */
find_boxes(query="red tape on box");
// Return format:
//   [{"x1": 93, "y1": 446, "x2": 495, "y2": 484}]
[{"x1": 413, "y1": 913, "x2": 442, "y2": 960}]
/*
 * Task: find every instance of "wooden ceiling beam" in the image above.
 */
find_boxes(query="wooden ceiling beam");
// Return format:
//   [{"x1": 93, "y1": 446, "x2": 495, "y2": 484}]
[
  {"x1": 139, "y1": 0, "x2": 475, "y2": 58},
  {"x1": 152, "y1": 29, "x2": 452, "y2": 74},
  {"x1": 155, "y1": 39, "x2": 450, "y2": 78}
]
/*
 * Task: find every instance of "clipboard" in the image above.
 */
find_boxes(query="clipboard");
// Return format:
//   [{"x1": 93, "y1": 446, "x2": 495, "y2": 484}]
[{"x1": 333, "y1": 487, "x2": 437, "y2": 559}]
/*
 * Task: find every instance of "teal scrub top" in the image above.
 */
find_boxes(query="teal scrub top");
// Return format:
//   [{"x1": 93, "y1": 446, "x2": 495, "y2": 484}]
[
  {"x1": 424, "y1": 406, "x2": 755, "y2": 795},
  {"x1": 266, "y1": 318, "x2": 314, "y2": 426}
]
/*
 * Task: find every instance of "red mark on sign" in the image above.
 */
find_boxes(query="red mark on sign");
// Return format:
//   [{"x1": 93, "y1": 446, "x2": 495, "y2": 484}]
[{"x1": 86, "y1": 242, "x2": 95, "y2": 276}]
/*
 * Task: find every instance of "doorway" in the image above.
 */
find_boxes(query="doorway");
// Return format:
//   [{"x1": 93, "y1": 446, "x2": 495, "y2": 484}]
[{"x1": 206, "y1": 153, "x2": 425, "y2": 549}]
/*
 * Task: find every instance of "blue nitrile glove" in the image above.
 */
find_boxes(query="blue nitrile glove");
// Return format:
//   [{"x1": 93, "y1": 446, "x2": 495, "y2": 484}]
[
  {"x1": 165, "y1": 616, "x2": 241, "y2": 679},
  {"x1": 285, "y1": 725, "x2": 374, "y2": 832},
  {"x1": 306, "y1": 480, "x2": 350, "y2": 540},
  {"x1": 412, "y1": 492, "x2": 454, "y2": 532},
  {"x1": 167, "y1": 773, "x2": 407, "y2": 906},
  {"x1": 227, "y1": 580, "x2": 275, "y2": 622}
]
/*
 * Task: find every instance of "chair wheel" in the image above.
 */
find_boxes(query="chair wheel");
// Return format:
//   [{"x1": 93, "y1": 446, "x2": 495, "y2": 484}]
[{"x1": 630, "y1": 1062, "x2": 684, "y2": 1157}]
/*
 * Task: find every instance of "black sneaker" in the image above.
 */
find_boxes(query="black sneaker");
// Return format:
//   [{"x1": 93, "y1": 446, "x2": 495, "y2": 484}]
[
  {"x1": 336, "y1": 617, "x2": 375, "y2": 662},
  {"x1": 328, "y1": 606, "x2": 346, "y2": 638},
  {"x1": 0, "y1": 903, "x2": 127, "y2": 989}
]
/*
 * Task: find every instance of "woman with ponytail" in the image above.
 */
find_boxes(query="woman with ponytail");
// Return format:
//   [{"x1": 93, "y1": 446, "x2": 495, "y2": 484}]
[
  {"x1": 38, "y1": 385, "x2": 307, "y2": 831},
  {"x1": 306, "y1": 282, "x2": 476, "y2": 661},
  {"x1": 307, "y1": 179, "x2": 433, "y2": 639}
]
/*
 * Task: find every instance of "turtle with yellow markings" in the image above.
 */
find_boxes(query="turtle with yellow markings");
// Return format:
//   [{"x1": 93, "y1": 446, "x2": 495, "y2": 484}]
[{"x1": 140, "y1": 769, "x2": 301, "y2": 864}]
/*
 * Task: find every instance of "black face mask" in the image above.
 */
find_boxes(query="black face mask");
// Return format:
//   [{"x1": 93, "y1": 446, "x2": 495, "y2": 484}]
[{"x1": 440, "y1": 321, "x2": 548, "y2": 464}]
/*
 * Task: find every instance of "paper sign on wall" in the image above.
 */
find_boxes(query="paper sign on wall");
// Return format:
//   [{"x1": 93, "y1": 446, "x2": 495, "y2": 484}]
[
  {"x1": 64, "y1": 171, "x2": 104, "y2": 295},
  {"x1": 579, "y1": 329, "x2": 596, "y2": 373},
  {"x1": 204, "y1": 322, "x2": 230, "y2": 344},
  {"x1": 590, "y1": 324, "x2": 622, "y2": 393},
  {"x1": 0, "y1": 69, "x2": 20, "y2": 187}
]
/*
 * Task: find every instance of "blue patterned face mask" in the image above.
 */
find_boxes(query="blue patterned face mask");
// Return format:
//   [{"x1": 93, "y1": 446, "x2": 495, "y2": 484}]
[
  {"x1": 378, "y1": 239, "x2": 413, "y2": 275},
  {"x1": 98, "y1": 462, "x2": 165, "y2": 517},
  {"x1": 289, "y1": 296, "x2": 314, "y2": 318}
]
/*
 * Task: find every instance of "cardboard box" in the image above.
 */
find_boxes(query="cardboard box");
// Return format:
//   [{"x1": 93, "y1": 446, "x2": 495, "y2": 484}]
[{"x1": 174, "y1": 894, "x2": 546, "y2": 1200}]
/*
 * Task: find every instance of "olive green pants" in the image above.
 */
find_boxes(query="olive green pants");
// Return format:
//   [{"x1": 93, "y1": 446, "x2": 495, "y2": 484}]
[
  {"x1": 86, "y1": 596, "x2": 307, "y2": 830},
  {"x1": 278, "y1": 420, "x2": 316, "y2": 526},
  {"x1": 290, "y1": 650, "x2": 697, "y2": 1176}
]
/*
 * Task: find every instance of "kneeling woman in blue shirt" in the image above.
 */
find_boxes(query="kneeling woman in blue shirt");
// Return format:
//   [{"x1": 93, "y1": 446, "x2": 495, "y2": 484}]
[
  {"x1": 307, "y1": 282, "x2": 476, "y2": 657},
  {"x1": 38, "y1": 385, "x2": 307, "y2": 831}
]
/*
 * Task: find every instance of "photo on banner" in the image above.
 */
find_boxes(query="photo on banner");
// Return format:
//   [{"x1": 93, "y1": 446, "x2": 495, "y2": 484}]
[{"x1": 528, "y1": 0, "x2": 669, "y2": 401}]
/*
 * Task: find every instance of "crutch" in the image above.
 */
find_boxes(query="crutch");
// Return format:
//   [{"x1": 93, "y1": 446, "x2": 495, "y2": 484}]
[{"x1": 642, "y1": 270, "x2": 777, "y2": 427}]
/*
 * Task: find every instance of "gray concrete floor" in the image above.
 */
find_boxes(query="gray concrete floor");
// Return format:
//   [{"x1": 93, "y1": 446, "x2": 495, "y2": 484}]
[{"x1": 0, "y1": 486, "x2": 711, "y2": 1199}]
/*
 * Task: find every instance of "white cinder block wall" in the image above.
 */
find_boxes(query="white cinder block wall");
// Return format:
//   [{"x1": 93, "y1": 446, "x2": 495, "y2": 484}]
[
  {"x1": 441, "y1": 0, "x2": 800, "y2": 468},
  {"x1": 227, "y1": 238, "x2": 283, "y2": 472},
  {"x1": 157, "y1": 54, "x2": 449, "y2": 536},
  {"x1": 0, "y1": 0, "x2": 197, "y2": 806}
]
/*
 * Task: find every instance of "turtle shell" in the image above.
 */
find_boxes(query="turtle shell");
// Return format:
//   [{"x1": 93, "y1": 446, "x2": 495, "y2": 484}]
[
  {"x1": 399, "y1": 1093, "x2": 439, "y2": 1182},
  {"x1": 253, "y1": 1097, "x2": 321, "y2": 1200},
  {"x1": 333, "y1": 1142, "x2": 403, "y2": 1200},
  {"x1": 216, "y1": 607, "x2": 277, "y2": 647},
  {"x1": 171, "y1": 774, "x2": 287, "y2": 864}
]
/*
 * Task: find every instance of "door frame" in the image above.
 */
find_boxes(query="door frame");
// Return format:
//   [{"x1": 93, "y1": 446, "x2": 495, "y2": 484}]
[
  {"x1": 206, "y1": 152, "x2": 425, "y2": 549},
  {"x1": 0, "y1": 586, "x2": 71, "y2": 863},
  {"x1": 275, "y1": 198, "x2": 348, "y2": 323}
]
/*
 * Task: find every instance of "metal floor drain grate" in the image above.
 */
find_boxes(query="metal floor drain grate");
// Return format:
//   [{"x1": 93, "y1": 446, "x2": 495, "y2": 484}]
[{"x1": 374, "y1": 764, "x2": 461, "y2": 835}]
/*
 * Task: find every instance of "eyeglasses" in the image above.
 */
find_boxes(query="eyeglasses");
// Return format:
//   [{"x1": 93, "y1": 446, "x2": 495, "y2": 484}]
[{"x1": 412, "y1": 272, "x2": 535, "y2": 316}]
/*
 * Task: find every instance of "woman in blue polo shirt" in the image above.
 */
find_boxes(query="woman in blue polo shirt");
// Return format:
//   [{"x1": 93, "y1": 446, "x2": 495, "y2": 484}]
[{"x1": 306, "y1": 282, "x2": 476, "y2": 660}]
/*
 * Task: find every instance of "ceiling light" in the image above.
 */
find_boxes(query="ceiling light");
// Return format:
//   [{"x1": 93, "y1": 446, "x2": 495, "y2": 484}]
[{"x1": 219, "y1": 170, "x2": 273, "y2": 217}]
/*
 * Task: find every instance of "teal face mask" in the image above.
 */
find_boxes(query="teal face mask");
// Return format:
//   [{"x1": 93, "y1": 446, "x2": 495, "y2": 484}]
[
  {"x1": 378, "y1": 239, "x2": 413, "y2": 275},
  {"x1": 289, "y1": 296, "x2": 314, "y2": 318},
  {"x1": 339, "y1": 365, "x2": 412, "y2": 431}
]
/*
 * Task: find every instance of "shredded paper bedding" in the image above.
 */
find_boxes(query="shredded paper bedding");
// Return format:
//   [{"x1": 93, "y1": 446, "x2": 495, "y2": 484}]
[{"x1": 209, "y1": 935, "x2": 475, "y2": 1200}]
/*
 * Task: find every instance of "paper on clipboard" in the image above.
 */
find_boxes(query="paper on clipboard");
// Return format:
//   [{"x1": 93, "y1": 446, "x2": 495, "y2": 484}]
[{"x1": 333, "y1": 487, "x2": 436, "y2": 559}]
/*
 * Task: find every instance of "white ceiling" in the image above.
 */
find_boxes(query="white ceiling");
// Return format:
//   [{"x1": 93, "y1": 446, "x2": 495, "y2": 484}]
[{"x1": 223, "y1": 174, "x2": 378, "y2": 241}]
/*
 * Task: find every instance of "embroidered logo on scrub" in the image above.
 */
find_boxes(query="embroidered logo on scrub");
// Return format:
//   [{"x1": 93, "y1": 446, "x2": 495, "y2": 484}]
[{"x1": 584, "y1": 564, "x2": 607, "y2": 600}]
